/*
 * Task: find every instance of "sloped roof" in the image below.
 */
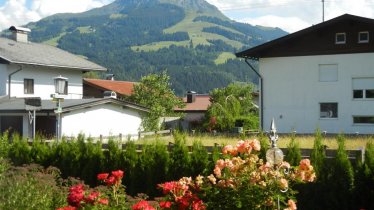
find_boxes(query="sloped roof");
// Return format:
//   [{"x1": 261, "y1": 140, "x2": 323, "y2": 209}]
[
  {"x1": 83, "y1": 79, "x2": 136, "y2": 96},
  {"x1": 0, "y1": 37, "x2": 106, "y2": 71},
  {"x1": 0, "y1": 97, "x2": 148, "y2": 113},
  {"x1": 175, "y1": 95, "x2": 211, "y2": 112},
  {"x1": 236, "y1": 14, "x2": 374, "y2": 58}
]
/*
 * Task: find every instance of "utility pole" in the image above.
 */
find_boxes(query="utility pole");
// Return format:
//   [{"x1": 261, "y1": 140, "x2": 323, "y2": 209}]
[{"x1": 322, "y1": 0, "x2": 325, "y2": 22}]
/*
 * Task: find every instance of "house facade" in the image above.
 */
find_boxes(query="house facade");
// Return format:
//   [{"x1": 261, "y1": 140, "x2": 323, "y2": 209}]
[
  {"x1": 0, "y1": 26, "x2": 147, "y2": 139},
  {"x1": 237, "y1": 14, "x2": 374, "y2": 134}
]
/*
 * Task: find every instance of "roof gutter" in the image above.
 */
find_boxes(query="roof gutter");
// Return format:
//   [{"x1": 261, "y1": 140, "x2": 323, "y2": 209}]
[
  {"x1": 244, "y1": 58, "x2": 263, "y2": 130},
  {"x1": 8, "y1": 65, "x2": 23, "y2": 99}
]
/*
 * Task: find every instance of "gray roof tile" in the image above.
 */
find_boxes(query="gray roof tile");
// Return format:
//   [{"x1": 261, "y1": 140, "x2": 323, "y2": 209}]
[{"x1": 0, "y1": 37, "x2": 106, "y2": 71}]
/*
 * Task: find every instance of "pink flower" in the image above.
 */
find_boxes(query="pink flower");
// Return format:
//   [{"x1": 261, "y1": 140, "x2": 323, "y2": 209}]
[
  {"x1": 97, "y1": 173, "x2": 109, "y2": 181},
  {"x1": 222, "y1": 145, "x2": 234, "y2": 155},
  {"x1": 159, "y1": 201, "x2": 172, "y2": 209},
  {"x1": 287, "y1": 199, "x2": 297, "y2": 210},
  {"x1": 279, "y1": 178, "x2": 288, "y2": 190},
  {"x1": 132, "y1": 200, "x2": 155, "y2": 210},
  {"x1": 213, "y1": 166, "x2": 221, "y2": 177},
  {"x1": 250, "y1": 139, "x2": 261, "y2": 151},
  {"x1": 299, "y1": 159, "x2": 311, "y2": 170},
  {"x1": 216, "y1": 159, "x2": 225, "y2": 169}
]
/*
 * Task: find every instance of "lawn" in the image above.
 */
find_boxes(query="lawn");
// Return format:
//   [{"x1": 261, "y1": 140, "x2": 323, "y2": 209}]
[{"x1": 136, "y1": 133, "x2": 374, "y2": 150}]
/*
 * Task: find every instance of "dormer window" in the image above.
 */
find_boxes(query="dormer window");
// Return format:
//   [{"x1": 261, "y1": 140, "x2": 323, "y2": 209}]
[
  {"x1": 335, "y1": 33, "x2": 346, "y2": 44},
  {"x1": 358, "y1": 31, "x2": 369, "y2": 43}
]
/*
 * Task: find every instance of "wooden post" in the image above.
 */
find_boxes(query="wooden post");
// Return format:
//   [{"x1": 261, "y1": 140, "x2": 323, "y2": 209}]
[{"x1": 119, "y1": 133, "x2": 122, "y2": 141}]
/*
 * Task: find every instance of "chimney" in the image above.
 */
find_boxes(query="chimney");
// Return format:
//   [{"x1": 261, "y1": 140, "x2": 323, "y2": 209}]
[
  {"x1": 186, "y1": 91, "x2": 196, "y2": 103},
  {"x1": 106, "y1": 74, "x2": 115, "y2": 81},
  {"x1": 9, "y1": 26, "x2": 31, "y2": 43}
]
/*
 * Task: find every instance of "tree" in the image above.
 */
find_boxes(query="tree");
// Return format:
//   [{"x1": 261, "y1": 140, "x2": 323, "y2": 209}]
[
  {"x1": 129, "y1": 71, "x2": 185, "y2": 131},
  {"x1": 204, "y1": 82, "x2": 258, "y2": 132}
]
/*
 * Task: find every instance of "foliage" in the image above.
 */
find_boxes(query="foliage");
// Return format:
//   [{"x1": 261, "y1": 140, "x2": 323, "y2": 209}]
[
  {"x1": 310, "y1": 128, "x2": 326, "y2": 178},
  {"x1": 129, "y1": 71, "x2": 185, "y2": 131},
  {"x1": 204, "y1": 83, "x2": 258, "y2": 132},
  {"x1": 8, "y1": 133, "x2": 32, "y2": 165},
  {"x1": 158, "y1": 139, "x2": 315, "y2": 210},
  {"x1": 0, "y1": 164, "x2": 66, "y2": 210},
  {"x1": 190, "y1": 140, "x2": 209, "y2": 177},
  {"x1": 285, "y1": 133, "x2": 302, "y2": 166},
  {"x1": 168, "y1": 132, "x2": 191, "y2": 180},
  {"x1": 354, "y1": 141, "x2": 374, "y2": 210}
]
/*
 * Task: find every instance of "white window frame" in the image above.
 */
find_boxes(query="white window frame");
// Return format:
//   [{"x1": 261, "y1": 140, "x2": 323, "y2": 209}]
[
  {"x1": 358, "y1": 31, "x2": 369, "y2": 43},
  {"x1": 24, "y1": 78, "x2": 34, "y2": 94},
  {"x1": 335, "y1": 32, "x2": 346, "y2": 44},
  {"x1": 352, "y1": 78, "x2": 374, "y2": 100},
  {"x1": 353, "y1": 116, "x2": 374, "y2": 125},
  {"x1": 320, "y1": 103, "x2": 338, "y2": 119}
]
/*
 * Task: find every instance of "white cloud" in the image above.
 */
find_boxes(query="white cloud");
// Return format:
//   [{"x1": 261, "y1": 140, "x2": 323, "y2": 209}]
[
  {"x1": 0, "y1": 0, "x2": 115, "y2": 30},
  {"x1": 240, "y1": 15, "x2": 311, "y2": 33}
]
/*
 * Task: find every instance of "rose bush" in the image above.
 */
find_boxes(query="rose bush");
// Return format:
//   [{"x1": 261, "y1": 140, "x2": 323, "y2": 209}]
[{"x1": 157, "y1": 139, "x2": 316, "y2": 210}]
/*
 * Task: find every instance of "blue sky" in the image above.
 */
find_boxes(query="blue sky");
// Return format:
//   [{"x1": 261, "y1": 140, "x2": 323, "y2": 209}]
[{"x1": 1, "y1": 0, "x2": 374, "y2": 33}]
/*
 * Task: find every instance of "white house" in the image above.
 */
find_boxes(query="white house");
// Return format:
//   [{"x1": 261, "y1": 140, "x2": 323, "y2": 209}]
[
  {"x1": 0, "y1": 26, "x2": 148, "y2": 139},
  {"x1": 237, "y1": 14, "x2": 374, "y2": 134}
]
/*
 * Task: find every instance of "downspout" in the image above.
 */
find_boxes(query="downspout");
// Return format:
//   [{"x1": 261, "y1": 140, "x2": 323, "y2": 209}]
[
  {"x1": 8, "y1": 65, "x2": 23, "y2": 98},
  {"x1": 245, "y1": 58, "x2": 264, "y2": 130}
]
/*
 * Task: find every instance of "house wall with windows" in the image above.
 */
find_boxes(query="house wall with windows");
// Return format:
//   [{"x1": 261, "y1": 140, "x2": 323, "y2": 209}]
[
  {"x1": 5, "y1": 64, "x2": 83, "y2": 99},
  {"x1": 0, "y1": 64, "x2": 7, "y2": 96},
  {"x1": 260, "y1": 52, "x2": 374, "y2": 134}
]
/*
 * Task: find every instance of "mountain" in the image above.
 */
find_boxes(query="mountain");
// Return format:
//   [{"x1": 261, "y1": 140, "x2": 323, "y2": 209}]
[{"x1": 22, "y1": 0, "x2": 287, "y2": 95}]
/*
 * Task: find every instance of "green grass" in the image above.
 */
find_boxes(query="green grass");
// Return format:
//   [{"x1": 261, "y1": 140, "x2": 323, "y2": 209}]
[
  {"x1": 136, "y1": 133, "x2": 373, "y2": 150},
  {"x1": 130, "y1": 12, "x2": 244, "y2": 52},
  {"x1": 77, "y1": 26, "x2": 92, "y2": 33},
  {"x1": 110, "y1": 13, "x2": 127, "y2": 19},
  {"x1": 42, "y1": 32, "x2": 66, "y2": 47},
  {"x1": 214, "y1": 52, "x2": 236, "y2": 65}
]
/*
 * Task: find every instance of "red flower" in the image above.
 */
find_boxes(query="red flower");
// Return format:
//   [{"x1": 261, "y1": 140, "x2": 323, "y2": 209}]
[
  {"x1": 97, "y1": 173, "x2": 109, "y2": 181},
  {"x1": 192, "y1": 199, "x2": 206, "y2": 210},
  {"x1": 159, "y1": 201, "x2": 172, "y2": 209},
  {"x1": 57, "y1": 206, "x2": 77, "y2": 210},
  {"x1": 105, "y1": 175, "x2": 116, "y2": 186},
  {"x1": 158, "y1": 181, "x2": 177, "y2": 195},
  {"x1": 112, "y1": 170, "x2": 124, "y2": 180},
  {"x1": 84, "y1": 191, "x2": 100, "y2": 204},
  {"x1": 132, "y1": 200, "x2": 155, "y2": 210},
  {"x1": 67, "y1": 184, "x2": 85, "y2": 207},
  {"x1": 98, "y1": 198, "x2": 109, "y2": 205}
]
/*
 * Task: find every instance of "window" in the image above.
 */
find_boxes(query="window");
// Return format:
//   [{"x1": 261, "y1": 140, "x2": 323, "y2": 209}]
[
  {"x1": 63, "y1": 81, "x2": 68, "y2": 95},
  {"x1": 320, "y1": 103, "x2": 338, "y2": 118},
  {"x1": 336, "y1": 33, "x2": 346, "y2": 44},
  {"x1": 352, "y1": 78, "x2": 374, "y2": 99},
  {"x1": 24, "y1": 79, "x2": 34, "y2": 94},
  {"x1": 353, "y1": 116, "x2": 374, "y2": 124},
  {"x1": 319, "y1": 64, "x2": 338, "y2": 82},
  {"x1": 358, "y1": 31, "x2": 369, "y2": 43}
]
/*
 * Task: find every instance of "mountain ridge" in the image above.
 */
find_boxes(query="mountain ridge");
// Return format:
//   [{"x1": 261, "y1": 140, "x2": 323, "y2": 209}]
[{"x1": 9, "y1": 0, "x2": 288, "y2": 95}]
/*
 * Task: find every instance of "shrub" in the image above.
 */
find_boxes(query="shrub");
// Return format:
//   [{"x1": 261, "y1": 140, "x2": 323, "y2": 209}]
[
  {"x1": 0, "y1": 164, "x2": 66, "y2": 210},
  {"x1": 285, "y1": 133, "x2": 302, "y2": 166},
  {"x1": 8, "y1": 134, "x2": 31, "y2": 165},
  {"x1": 310, "y1": 128, "x2": 326, "y2": 178},
  {"x1": 190, "y1": 139, "x2": 209, "y2": 177},
  {"x1": 168, "y1": 132, "x2": 191, "y2": 180},
  {"x1": 122, "y1": 140, "x2": 139, "y2": 195}
]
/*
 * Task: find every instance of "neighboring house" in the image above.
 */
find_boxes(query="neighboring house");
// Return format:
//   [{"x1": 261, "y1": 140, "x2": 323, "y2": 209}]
[
  {"x1": 237, "y1": 14, "x2": 374, "y2": 134},
  {"x1": 83, "y1": 78, "x2": 135, "y2": 99},
  {"x1": 0, "y1": 97, "x2": 148, "y2": 139},
  {"x1": 0, "y1": 26, "x2": 147, "y2": 139},
  {"x1": 172, "y1": 91, "x2": 211, "y2": 130}
]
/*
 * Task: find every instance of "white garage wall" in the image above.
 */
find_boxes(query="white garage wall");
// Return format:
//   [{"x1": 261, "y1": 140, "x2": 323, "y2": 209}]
[{"x1": 61, "y1": 104, "x2": 143, "y2": 138}]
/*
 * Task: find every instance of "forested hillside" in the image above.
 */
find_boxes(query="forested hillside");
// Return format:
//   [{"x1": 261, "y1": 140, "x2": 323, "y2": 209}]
[{"x1": 18, "y1": 0, "x2": 287, "y2": 95}]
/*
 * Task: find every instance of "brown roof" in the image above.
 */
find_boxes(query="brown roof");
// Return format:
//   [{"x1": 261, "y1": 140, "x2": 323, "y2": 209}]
[
  {"x1": 175, "y1": 95, "x2": 211, "y2": 112},
  {"x1": 83, "y1": 79, "x2": 135, "y2": 96}
]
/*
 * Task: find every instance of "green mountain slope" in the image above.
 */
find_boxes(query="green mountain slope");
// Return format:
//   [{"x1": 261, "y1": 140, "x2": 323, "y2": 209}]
[{"x1": 23, "y1": 0, "x2": 287, "y2": 95}]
